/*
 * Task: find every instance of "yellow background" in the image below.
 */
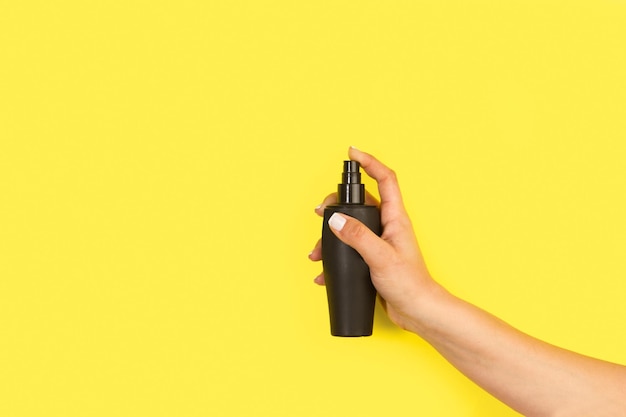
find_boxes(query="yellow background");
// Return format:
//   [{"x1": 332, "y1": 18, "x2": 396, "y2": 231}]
[{"x1": 1, "y1": 1, "x2": 625, "y2": 416}]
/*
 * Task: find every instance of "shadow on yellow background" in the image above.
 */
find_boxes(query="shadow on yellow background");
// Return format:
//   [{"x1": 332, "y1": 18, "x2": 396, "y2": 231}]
[{"x1": 1, "y1": 1, "x2": 625, "y2": 416}]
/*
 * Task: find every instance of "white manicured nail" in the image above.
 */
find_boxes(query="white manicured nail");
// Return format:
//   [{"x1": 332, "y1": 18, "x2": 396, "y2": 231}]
[{"x1": 328, "y1": 212, "x2": 346, "y2": 231}]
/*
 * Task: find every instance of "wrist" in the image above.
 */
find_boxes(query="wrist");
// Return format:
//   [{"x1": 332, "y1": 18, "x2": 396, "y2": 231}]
[{"x1": 402, "y1": 280, "x2": 456, "y2": 337}]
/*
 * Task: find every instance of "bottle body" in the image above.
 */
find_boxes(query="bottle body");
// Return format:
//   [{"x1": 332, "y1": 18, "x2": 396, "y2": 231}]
[{"x1": 322, "y1": 204, "x2": 381, "y2": 336}]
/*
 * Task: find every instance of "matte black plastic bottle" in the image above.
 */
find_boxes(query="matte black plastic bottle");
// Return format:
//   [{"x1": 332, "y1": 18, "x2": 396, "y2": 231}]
[{"x1": 322, "y1": 160, "x2": 381, "y2": 337}]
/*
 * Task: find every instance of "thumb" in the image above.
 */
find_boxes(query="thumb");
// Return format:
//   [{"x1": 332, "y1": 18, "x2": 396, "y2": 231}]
[{"x1": 327, "y1": 212, "x2": 391, "y2": 270}]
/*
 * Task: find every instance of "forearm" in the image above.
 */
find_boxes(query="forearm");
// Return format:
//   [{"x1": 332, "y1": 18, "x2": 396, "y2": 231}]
[{"x1": 407, "y1": 285, "x2": 626, "y2": 417}]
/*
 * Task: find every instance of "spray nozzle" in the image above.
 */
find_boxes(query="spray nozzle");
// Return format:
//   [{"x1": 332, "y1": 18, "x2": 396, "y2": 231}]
[
  {"x1": 342, "y1": 161, "x2": 361, "y2": 184},
  {"x1": 338, "y1": 160, "x2": 365, "y2": 204}
]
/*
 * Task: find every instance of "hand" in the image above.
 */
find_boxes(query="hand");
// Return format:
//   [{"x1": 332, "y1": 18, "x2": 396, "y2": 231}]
[{"x1": 309, "y1": 147, "x2": 442, "y2": 332}]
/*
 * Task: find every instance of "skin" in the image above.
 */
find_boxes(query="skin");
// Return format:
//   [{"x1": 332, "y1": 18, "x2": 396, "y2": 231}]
[{"x1": 309, "y1": 147, "x2": 626, "y2": 417}]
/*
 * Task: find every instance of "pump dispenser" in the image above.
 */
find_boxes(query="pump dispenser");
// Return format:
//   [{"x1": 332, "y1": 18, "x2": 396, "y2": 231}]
[{"x1": 322, "y1": 161, "x2": 381, "y2": 336}]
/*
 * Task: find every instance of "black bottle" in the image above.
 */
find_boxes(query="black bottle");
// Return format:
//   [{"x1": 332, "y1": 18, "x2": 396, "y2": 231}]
[{"x1": 322, "y1": 160, "x2": 381, "y2": 337}]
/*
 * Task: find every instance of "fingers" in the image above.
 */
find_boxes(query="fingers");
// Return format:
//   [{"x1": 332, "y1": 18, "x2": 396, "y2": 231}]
[
  {"x1": 311, "y1": 210, "x2": 391, "y2": 286},
  {"x1": 308, "y1": 238, "x2": 322, "y2": 261},
  {"x1": 314, "y1": 194, "x2": 336, "y2": 217},
  {"x1": 348, "y1": 147, "x2": 406, "y2": 218},
  {"x1": 327, "y1": 212, "x2": 392, "y2": 271},
  {"x1": 310, "y1": 240, "x2": 325, "y2": 285}
]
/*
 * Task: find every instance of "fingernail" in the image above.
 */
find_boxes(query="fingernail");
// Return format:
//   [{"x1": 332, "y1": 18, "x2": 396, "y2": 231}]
[
  {"x1": 328, "y1": 212, "x2": 346, "y2": 231},
  {"x1": 315, "y1": 204, "x2": 322, "y2": 211},
  {"x1": 350, "y1": 145, "x2": 359, "y2": 151}
]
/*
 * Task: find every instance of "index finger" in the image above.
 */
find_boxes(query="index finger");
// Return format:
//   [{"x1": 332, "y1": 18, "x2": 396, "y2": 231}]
[{"x1": 348, "y1": 147, "x2": 406, "y2": 217}]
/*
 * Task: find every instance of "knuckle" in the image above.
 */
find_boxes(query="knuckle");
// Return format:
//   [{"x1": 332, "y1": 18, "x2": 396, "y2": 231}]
[
  {"x1": 347, "y1": 221, "x2": 368, "y2": 241},
  {"x1": 381, "y1": 168, "x2": 398, "y2": 184}
]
